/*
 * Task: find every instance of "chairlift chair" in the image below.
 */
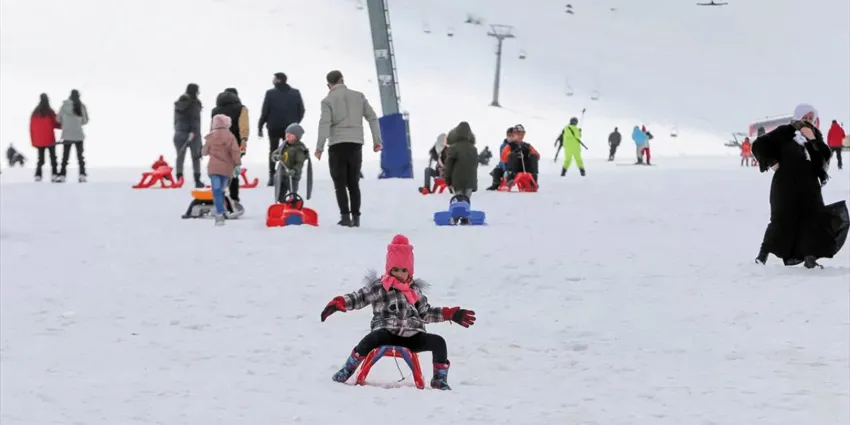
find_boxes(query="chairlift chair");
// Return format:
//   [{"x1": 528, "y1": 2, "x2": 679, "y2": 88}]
[
  {"x1": 447, "y1": 27, "x2": 455, "y2": 37},
  {"x1": 355, "y1": 1, "x2": 363, "y2": 10},
  {"x1": 590, "y1": 89, "x2": 600, "y2": 100},
  {"x1": 423, "y1": 23, "x2": 431, "y2": 34},
  {"x1": 518, "y1": 50, "x2": 527, "y2": 60}
]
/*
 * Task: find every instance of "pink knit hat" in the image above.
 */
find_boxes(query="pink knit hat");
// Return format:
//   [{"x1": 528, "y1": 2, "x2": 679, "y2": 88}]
[
  {"x1": 212, "y1": 114, "x2": 231, "y2": 130},
  {"x1": 386, "y1": 234, "x2": 414, "y2": 277}
]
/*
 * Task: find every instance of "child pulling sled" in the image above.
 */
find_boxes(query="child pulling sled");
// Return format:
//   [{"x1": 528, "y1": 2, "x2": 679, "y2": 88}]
[{"x1": 320, "y1": 234, "x2": 476, "y2": 390}]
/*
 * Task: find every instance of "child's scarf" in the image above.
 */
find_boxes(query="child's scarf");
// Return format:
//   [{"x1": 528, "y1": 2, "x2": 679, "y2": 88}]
[{"x1": 381, "y1": 274, "x2": 418, "y2": 304}]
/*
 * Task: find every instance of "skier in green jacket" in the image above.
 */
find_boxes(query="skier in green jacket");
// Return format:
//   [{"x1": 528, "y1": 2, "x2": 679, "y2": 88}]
[{"x1": 556, "y1": 117, "x2": 586, "y2": 176}]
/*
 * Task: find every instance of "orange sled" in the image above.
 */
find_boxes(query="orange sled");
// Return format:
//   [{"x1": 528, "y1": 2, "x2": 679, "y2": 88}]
[
  {"x1": 266, "y1": 193, "x2": 318, "y2": 227},
  {"x1": 206, "y1": 167, "x2": 259, "y2": 189}
]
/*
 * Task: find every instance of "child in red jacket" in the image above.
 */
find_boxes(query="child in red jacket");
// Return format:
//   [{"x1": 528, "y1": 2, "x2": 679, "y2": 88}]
[
  {"x1": 29, "y1": 93, "x2": 60, "y2": 181},
  {"x1": 320, "y1": 234, "x2": 476, "y2": 390}
]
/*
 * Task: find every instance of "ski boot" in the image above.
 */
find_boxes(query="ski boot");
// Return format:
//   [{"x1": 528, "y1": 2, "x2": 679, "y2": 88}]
[
  {"x1": 430, "y1": 361, "x2": 451, "y2": 390},
  {"x1": 214, "y1": 214, "x2": 226, "y2": 226},
  {"x1": 804, "y1": 256, "x2": 823, "y2": 269},
  {"x1": 579, "y1": 168, "x2": 586, "y2": 176},
  {"x1": 332, "y1": 350, "x2": 364, "y2": 383},
  {"x1": 34, "y1": 175, "x2": 42, "y2": 182},
  {"x1": 78, "y1": 174, "x2": 87, "y2": 183},
  {"x1": 352, "y1": 215, "x2": 361, "y2": 227}
]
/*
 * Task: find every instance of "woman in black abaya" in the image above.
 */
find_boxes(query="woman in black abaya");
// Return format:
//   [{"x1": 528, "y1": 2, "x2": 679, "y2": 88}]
[{"x1": 752, "y1": 104, "x2": 836, "y2": 269}]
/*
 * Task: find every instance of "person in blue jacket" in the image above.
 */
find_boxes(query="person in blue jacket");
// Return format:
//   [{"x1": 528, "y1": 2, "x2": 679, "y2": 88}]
[
  {"x1": 486, "y1": 127, "x2": 515, "y2": 190},
  {"x1": 631, "y1": 126, "x2": 648, "y2": 164}
]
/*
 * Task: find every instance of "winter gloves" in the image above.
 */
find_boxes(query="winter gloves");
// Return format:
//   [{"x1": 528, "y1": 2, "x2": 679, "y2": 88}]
[
  {"x1": 441, "y1": 307, "x2": 476, "y2": 328},
  {"x1": 321, "y1": 296, "x2": 347, "y2": 322},
  {"x1": 320, "y1": 296, "x2": 476, "y2": 329},
  {"x1": 233, "y1": 165, "x2": 242, "y2": 178}
]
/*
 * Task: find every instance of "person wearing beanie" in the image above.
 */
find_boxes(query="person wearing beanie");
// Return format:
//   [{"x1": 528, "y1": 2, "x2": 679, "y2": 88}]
[
  {"x1": 258, "y1": 72, "x2": 305, "y2": 187},
  {"x1": 211, "y1": 88, "x2": 249, "y2": 202},
  {"x1": 442, "y1": 121, "x2": 479, "y2": 210},
  {"x1": 320, "y1": 234, "x2": 476, "y2": 390},
  {"x1": 273, "y1": 122, "x2": 310, "y2": 202},
  {"x1": 314, "y1": 70, "x2": 383, "y2": 227},
  {"x1": 173, "y1": 83, "x2": 204, "y2": 187},
  {"x1": 201, "y1": 114, "x2": 242, "y2": 225},
  {"x1": 751, "y1": 103, "x2": 842, "y2": 269}
]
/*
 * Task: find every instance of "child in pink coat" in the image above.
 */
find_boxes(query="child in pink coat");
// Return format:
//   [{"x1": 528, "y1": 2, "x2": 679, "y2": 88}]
[
  {"x1": 202, "y1": 114, "x2": 241, "y2": 224},
  {"x1": 320, "y1": 234, "x2": 477, "y2": 390}
]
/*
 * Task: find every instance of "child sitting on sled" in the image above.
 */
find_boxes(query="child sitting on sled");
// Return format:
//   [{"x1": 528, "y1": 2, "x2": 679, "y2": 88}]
[
  {"x1": 273, "y1": 123, "x2": 310, "y2": 203},
  {"x1": 320, "y1": 234, "x2": 476, "y2": 390}
]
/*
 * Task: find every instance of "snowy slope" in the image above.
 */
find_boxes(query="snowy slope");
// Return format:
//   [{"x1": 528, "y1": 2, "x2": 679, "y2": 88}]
[
  {"x1": 0, "y1": 0, "x2": 770, "y2": 170},
  {"x1": 1, "y1": 159, "x2": 848, "y2": 425}
]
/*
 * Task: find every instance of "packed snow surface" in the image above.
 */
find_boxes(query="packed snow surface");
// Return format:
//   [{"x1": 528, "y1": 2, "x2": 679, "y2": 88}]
[{"x1": 1, "y1": 158, "x2": 848, "y2": 425}]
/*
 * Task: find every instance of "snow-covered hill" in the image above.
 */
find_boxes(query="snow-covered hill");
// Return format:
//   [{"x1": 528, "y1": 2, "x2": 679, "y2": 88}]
[{"x1": 1, "y1": 158, "x2": 848, "y2": 425}]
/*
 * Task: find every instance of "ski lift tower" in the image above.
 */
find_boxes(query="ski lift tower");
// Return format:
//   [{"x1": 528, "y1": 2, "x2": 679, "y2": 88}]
[{"x1": 487, "y1": 24, "x2": 515, "y2": 107}]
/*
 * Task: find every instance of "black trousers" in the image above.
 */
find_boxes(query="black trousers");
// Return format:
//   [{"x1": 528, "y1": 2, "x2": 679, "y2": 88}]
[
  {"x1": 832, "y1": 147, "x2": 843, "y2": 169},
  {"x1": 608, "y1": 144, "x2": 618, "y2": 160},
  {"x1": 354, "y1": 329, "x2": 448, "y2": 363},
  {"x1": 229, "y1": 175, "x2": 240, "y2": 201},
  {"x1": 35, "y1": 146, "x2": 58, "y2": 177},
  {"x1": 268, "y1": 128, "x2": 287, "y2": 177},
  {"x1": 328, "y1": 143, "x2": 363, "y2": 216},
  {"x1": 59, "y1": 141, "x2": 86, "y2": 176}
]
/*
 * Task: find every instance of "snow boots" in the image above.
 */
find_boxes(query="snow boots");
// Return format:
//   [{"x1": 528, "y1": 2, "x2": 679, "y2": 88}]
[
  {"x1": 430, "y1": 361, "x2": 451, "y2": 390},
  {"x1": 331, "y1": 350, "x2": 452, "y2": 390},
  {"x1": 332, "y1": 350, "x2": 365, "y2": 383},
  {"x1": 560, "y1": 168, "x2": 586, "y2": 177}
]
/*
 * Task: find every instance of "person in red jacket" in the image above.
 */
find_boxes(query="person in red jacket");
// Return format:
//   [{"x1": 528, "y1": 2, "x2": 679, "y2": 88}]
[
  {"x1": 30, "y1": 93, "x2": 60, "y2": 182},
  {"x1": 826, "y1": 120, "x2": 846, "y2": 170}
]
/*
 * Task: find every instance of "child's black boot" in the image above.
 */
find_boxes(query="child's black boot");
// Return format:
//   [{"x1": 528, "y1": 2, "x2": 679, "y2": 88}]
[
  {"x1": 332, "y1": 349, "x2": 364, "y2": 383},
  {"x1": 430, "y1": 361, "x2": 451, "y2": 390}
]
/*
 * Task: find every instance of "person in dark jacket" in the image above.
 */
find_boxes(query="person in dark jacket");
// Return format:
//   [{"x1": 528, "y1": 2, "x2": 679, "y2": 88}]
[
  {"x1": 443, "y1": 122, "x2": 479, "y2": 203},
  {"x1": 258, "y1": 72, "x2": 305, "y2": 186},
  {"x1": 174, "y1": 83, "x2": 204, "y2": 188},
  {"x1": 211, "y1": 88, "x2": 246, "y2": 201},
  {"x1": 486, "y1": 127, "x2": 516, "y2": 190},
  {"x1": 752, "y1": 104, "x2": 840, "y2": 269},
  {"x1": 608, "y1": 127, "x2": 621, "y2": 161}
]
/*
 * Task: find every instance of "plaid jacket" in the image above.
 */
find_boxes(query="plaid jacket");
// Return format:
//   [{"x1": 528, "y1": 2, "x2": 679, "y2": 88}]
[{"x1": 343, "y1": 271, "x2": 447, "y2": 337}]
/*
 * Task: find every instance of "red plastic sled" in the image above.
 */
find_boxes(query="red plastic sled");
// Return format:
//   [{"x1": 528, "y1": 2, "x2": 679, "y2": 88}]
[
  {"x1": 419, "y1": 177, "x2": 448, "y2": 195},
  {"x1": 355, "y1": 346, "x2": 425, "y2": 389},
  {"x1": 266, "y1": 193, "x2": 318, "y2": 227},
  {"x1": 206, "y1": 167, "x2": 259, "y2": 189},
  {"x1": 132, "y1": 166, "x2": 184, "y2": 188},
  {"x1": 497, "y1": 172, "x2": 538, "y2": 192}
]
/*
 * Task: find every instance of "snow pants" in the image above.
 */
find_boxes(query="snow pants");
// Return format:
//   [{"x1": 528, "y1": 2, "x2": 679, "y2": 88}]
[
  {"x1": 173, "y1": 132, "x2": 201, "y2": 177},
  {"x1": 60, "y1": 141, "x2": 86, "y2": 176},
  {"x1": 562, "y1": 143, "x2": 584, "y2": 170},
  {"x1": 354, "y1": 329, "x2": 448, "y2": 363}
]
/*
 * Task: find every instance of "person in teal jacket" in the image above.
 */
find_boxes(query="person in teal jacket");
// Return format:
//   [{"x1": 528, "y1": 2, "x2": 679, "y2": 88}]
[
  {"x1": 555, "y1": 117, "x2": 585, "y2": 176},
  {"x1": 631, "y1": 126, "x2": 648, "y2": 164}
]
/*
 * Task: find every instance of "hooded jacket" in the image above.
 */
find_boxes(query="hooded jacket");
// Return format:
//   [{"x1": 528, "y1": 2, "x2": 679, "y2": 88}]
[
  {"x1": 202, "y1": 115, "x2": 242, "y2": 177},
  {"x1": 58, "y1": 99, "x2": 89, "y2": 141},
  {"x1": 632, "y1": 126, "x2": 648, "y2": 146},
  {"x1": 211, "y1": 91, "x2": 244, "y2": 146},
  {"x1": 442, "y1": 122, "x2": 479, "y2": 191}
]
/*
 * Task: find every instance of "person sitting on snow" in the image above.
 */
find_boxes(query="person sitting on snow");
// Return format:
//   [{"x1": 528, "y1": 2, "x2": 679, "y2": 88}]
[
  {"x1": 320, "y1": 234, "x2": 476, "y2": 390},
  {"x1": 6, "y1": 145, "x2": 25, "y2": 167},
  {"x1": 422, "y1": 133, "x2": 447, "y2": 192},
  {"x1": 477, "y1": 146, "x2": 493, "y2": 166},
  {"x1": 485, "y1": 127, "x2": 516, "y2": 190},
  {"x1": 501, "y1": 124, "x2": 540, "y2": 184},
  {"x1": 273, "y1": 123, "x2": 309, "y2": 203}
]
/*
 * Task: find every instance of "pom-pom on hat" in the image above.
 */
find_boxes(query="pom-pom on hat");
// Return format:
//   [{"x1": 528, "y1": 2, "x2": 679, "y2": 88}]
[{"x1": 386, "y1": 234, "x2": 414, "y2": 277}]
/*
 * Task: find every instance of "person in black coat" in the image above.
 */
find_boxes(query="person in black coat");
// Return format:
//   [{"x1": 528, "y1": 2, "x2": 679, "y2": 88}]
[
  {"x1": 211, "y1": 88, "x2": 245, "y2": 203},
  {"x1": 752, "y1": 104, "x2": 835, "y2": 268},
  {"x1": 258, "y1": 72, "x2": 305, "y2": 186},
  {"x1": 174, "y1": 83, "x2": 204, "y2": 187}
]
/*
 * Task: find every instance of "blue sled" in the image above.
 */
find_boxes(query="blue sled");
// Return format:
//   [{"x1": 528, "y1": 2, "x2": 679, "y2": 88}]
[{"x1": 434, "y1": 195, "x2": 486, "y2": 226}]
